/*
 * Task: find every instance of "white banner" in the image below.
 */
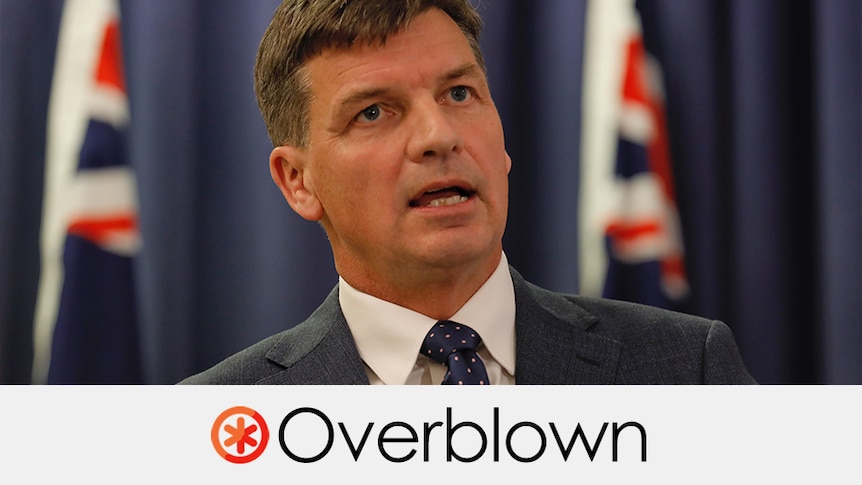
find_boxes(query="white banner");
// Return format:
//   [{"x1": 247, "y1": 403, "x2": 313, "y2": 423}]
[{"x1": 1, "y1": 386, "x2": 858, "y2": 482}]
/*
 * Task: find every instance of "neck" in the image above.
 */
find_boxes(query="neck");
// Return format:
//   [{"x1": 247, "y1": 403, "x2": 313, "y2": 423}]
[{"x1": 335, "y1": 249, "x2": 503, "y2": 320}]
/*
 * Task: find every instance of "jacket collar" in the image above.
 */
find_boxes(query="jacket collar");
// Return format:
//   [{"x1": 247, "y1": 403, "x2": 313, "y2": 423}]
[
  {"x1": 261, "y1": 268, "x2": 621, "y2": 385},
  {"x1": 261, "y1": 287, "x2": 369, "y2": 385},
  {"x1": 511, "y1": 268, "x2": 621, "y2": 384}
]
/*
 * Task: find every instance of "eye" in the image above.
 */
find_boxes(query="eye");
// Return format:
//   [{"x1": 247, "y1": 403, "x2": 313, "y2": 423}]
[
  {"x1": 356, "y1": 104, "x2": 382, "y2": 122},
  {"x1": 447, "y1": 86, "x2": 472, "y2": 103}
]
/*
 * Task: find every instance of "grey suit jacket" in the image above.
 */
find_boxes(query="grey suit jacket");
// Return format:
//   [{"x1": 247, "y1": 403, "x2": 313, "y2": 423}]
[{"x1": 180, "y1": 268, "x2": 755, "y2": 384}]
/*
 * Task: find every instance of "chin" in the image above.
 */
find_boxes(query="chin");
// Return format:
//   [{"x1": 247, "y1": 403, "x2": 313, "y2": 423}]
[{"x1": 417, "y1": 240, "x2": 499, "y2": 270}]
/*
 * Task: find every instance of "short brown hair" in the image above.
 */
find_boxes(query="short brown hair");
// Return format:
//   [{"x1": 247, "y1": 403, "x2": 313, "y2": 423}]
[{"x1": 254, "y1": 0, "x2": 485, "y2": 147}]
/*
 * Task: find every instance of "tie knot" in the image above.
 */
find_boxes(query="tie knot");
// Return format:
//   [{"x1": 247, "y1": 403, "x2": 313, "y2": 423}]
[
  {"x1": 421, "y1": 320, "x2": 482, "y2": 365},
  {"x1": 420, "y1": 320, "x2": 489, "y2": 385}
]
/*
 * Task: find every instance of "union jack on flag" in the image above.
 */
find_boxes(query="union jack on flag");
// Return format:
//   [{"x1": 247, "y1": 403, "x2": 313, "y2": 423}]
[
  {"x1": 579, "y1": 0, "x2": 688, "y2": 308},
  {"x1": 33, "y1": 0, "x2": 143, "y2": 383}
]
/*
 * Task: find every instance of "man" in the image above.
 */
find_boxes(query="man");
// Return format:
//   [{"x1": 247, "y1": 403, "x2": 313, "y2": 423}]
[{"x1": 181, "y1": 0, "x2": 755, "y2": 385}]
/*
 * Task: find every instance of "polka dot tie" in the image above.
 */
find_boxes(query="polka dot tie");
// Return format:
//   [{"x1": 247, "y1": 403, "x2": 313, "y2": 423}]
[{"x1": 420, "y1": 320, "x2": 490, "y2": 385}]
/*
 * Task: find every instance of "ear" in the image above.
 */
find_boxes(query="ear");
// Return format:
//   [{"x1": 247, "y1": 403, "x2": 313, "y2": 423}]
[
  {"x1": 505, "y1": 151, "x2": 512, "y2": 174},
  {"x1": 270, "y1": 145, "x2": 324, "y2": 221}
]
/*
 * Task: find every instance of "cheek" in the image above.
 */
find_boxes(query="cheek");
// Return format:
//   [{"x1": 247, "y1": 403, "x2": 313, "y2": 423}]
[
  {"x1": 317, "y1": 151, "x2": 399, "y2": 214},
  {"x1": 480, "y1": 141, "x2": 510, "y2": 209},
  {"x1": 476, "y1": 130, "x2": 510, "y2": 181}
]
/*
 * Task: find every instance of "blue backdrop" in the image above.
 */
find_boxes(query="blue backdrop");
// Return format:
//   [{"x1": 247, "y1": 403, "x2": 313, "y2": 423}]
[{"x1": 1, "y1": 0, "x2": 859, "y2": 384}]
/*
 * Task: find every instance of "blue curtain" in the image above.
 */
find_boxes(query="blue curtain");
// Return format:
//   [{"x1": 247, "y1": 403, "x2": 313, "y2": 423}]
[
  {"x1": 635, "y1": 0, "x2": 862, "y2": 383},
  {"x1": 1, "y1": 0, "x2": 859, "y2": 384}
]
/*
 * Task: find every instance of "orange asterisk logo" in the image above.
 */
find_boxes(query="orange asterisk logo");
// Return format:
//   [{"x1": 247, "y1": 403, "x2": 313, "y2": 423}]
[
  {"x1": 211, "y1": 406, "x2": 270, "y2": 464},
  {"x1": 223, "y1": 416, "x2": 259, "y2": 454}
]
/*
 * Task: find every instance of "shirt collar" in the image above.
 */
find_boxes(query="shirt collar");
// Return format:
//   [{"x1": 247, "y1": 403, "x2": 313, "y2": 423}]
[{"x1": 339, "y1": 253, "x2": 516, "y2": 384}]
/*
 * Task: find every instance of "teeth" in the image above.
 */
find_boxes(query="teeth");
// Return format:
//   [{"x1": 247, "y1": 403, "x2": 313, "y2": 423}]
[{"x1": 428, "y1": 195, "x2": 468, "y2": 207}]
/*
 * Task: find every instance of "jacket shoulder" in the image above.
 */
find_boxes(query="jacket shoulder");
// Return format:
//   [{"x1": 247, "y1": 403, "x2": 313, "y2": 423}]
[
  {"x1": 521, "y1": 279, "x2": 755, "y2": 384},
  {"x1": 178, "y1": 331, "x2": 288, "y2": 385},
  {"x1": 574, "y1": 295, "x2": 755, "y2": 384},
  {"x1": 178, "y1": 286, "x2": 367, "y2": 385}
]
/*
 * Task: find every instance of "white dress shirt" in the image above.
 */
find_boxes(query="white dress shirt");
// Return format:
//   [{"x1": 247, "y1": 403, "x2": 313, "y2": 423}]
[{"x1": 338, "y1": 253, "x2": 516, "y2": 385}]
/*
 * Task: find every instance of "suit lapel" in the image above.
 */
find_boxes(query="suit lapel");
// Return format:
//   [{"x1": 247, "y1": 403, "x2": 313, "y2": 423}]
[
  {"x1": 260, "y1": 287, "x2": 369, "y2": 385},
  {"x1": 256, "y1": 270, "x2": 621, "y2": 385},
  {"x1": 511, "y1": 269, "x2": 621, "y2": 384}
]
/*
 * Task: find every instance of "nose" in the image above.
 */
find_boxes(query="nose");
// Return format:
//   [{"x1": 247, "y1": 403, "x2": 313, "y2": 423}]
[{"x1": 406, "y1": 99, "x2": 463, "y2": 162}]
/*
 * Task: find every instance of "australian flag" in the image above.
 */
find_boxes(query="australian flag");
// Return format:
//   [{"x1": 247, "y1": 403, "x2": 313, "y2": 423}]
[
  {"x1": 34, "y1": 0, "x2": 143, "y2": 383},
  {"x1": 579, "y1": 0, "x2": 688, "y2": 308}
]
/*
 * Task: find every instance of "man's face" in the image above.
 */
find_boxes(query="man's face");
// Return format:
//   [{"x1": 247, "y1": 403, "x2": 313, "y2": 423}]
[{"x1": 273, "y1": 8, "x2": 511, "y2": 288}]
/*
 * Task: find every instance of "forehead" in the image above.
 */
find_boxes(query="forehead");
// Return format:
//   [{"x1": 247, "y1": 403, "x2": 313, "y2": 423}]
[{"x1": 304, "y1": 8, "x2": 481, "y2": 108}]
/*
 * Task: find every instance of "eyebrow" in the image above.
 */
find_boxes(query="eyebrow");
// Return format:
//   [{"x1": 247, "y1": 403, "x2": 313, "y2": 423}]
[
  {"x1": 439, "y1": 63, "x2": 483, "y2": 84},
  {"x1": 332, "y1": 62, "x2": 484, "y2": 121},
  {"x1": 335, "y1": 87, "x2": 392, "y2": 120}
]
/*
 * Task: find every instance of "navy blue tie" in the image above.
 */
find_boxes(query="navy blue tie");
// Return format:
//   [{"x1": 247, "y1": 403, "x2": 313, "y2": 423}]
[{"x1": 421, "y1": 320, "x2": 490, "y2": 385}]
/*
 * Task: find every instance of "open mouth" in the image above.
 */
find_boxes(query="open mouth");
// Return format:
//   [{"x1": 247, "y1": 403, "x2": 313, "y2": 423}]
[{"x1": 409, "y1": 186, "x2": 475, "y2": 208}]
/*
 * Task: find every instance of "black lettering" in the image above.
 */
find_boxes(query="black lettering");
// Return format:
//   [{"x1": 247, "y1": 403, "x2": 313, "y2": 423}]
[
  {"x1": 279, "y1": 407, "x2": 333, "y2": 463},
  {"x1": 446, "y1": 407, "x2": 487, "y2": 462},
  {"x1": 377, "y1": 422, "x2": 418, "y2": 462},
  {"x1": 338, "y1": 422, "x2": 373, "y2": 461},
  {"x1": 505, "y1": 422, "x2": 547, "y2": 463},
  {"x1": 423, "y1": 421, "x2": 443, "y2": 461},
  {"x1": 493, "y1": 407, "x2": 500, "y2": 462},
  {"x1": 612, "y1": 421, "x2": 647, "y2": 462},
  {"x1": 550, "y1": 422, "x2": 608, "y2": 461}
]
